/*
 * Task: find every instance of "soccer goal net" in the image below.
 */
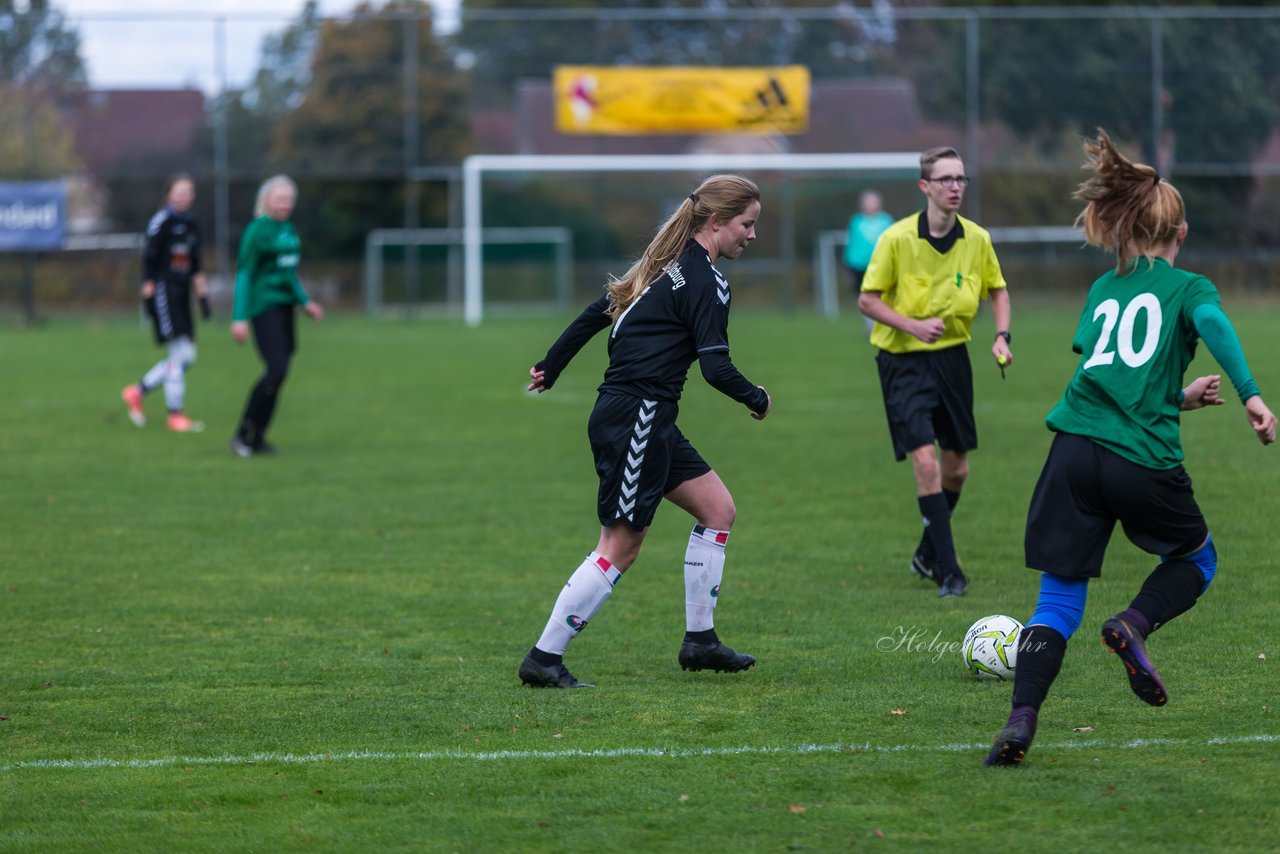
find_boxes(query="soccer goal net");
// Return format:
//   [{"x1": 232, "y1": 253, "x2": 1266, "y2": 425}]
[
  {"x1": 364, "y1": 227, "x2": 574, "y2": 316},
  {"x1": 461, "y1": 152, "x2": 920, "y2": 326}
]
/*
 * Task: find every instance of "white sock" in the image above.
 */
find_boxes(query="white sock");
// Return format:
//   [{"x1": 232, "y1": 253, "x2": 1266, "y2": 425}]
[
  {"x1": 141, "y1": 358, "x2": 168, "y2": 395},
  {"x1": 535, "y1": 552, "x2": 621, "y2": 655},
  {"x1": 684, "y1": 525, "x2": 728, "y2": 633},
  {"x1": 144, "y1": 337, "x2": 196, "y2": 411},
  {"x1": 162, "y1": 357, "x2": 185, "y2": 411}
]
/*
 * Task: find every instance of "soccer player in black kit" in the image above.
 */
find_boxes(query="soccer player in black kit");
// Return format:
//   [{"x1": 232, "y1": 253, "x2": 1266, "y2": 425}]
[
  {"x1": 518, "y1": 174, "x2": 772, "y2": 689},
  {"x1": 121, "y1": 173, "x2": 210, "y2": 432}
]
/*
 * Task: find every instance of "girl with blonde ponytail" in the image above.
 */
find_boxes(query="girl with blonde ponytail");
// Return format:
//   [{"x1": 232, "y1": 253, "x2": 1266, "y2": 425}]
[{"x1": 518, "y1": 174, "x2": 771, "y2": 689}]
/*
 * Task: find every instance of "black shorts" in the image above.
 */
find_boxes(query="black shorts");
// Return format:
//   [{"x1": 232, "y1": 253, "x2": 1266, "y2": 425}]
[
  {"x1": 587, "y1": 392, "x2": 711, "y2": 530},
  {"x1": 1025, "y1": 432, "x2": 1208, "y2": 579},
  {"x1": 150, "y1": 276, "x2": 195, "y2": 344},
  {"x1": 875, "y1": 345, "x2": 976, "y2": 461}
]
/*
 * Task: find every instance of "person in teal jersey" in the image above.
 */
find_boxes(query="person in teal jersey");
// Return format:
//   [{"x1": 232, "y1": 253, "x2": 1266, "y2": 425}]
[
  {"x1": 844, "y1": 189, "x2": 893, "y2": 293},
  {"x1": 229, "y1": 174, "x2": 324, "y2": 457},
  {"x1": 985, "y1": 129, "x2": 1276, "y2": 767},
  {"x1": 845, "y1": 190, "x2": 894, "y2": 336}
]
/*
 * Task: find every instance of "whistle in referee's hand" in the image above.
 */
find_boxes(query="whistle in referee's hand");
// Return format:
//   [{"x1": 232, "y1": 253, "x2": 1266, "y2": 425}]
[{"x1": 997, "y1": 354, "x2": 1007, "y2": 380}]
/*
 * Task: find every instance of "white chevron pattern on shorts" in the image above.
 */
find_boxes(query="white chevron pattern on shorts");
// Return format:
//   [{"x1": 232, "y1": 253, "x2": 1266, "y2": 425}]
[
  {"x1": 616, "y1": 399, "x2": 657, "y2": 522},
  {"x1": 155, "y1": 282, "x2": 174, "y2": 338}
]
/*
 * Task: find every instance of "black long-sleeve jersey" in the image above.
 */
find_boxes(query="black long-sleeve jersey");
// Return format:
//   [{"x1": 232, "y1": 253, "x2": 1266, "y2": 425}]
[
  {"x1": 537, "y1": 239, "x2": 768, "y2": 414},
  {"x1": 142, "y1": 207, "x2": 202, "y2": 284}
]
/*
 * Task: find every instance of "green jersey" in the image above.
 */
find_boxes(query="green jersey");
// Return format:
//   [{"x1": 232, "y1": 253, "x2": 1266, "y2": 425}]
[
  {"x1": 232, "y1": 216, "x2": 310, "y2": 322},
  {"x1": 1047, "y1": 258, "x2": 1219, "y2": 469}
]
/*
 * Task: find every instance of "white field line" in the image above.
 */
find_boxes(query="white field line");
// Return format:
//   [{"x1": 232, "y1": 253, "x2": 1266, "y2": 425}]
[{"x1": 3, "y1": 734, "x2": 1276, "y2": 773}]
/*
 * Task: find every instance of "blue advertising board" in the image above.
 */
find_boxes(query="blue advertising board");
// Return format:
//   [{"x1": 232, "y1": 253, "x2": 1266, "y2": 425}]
[{"x1": 0, "y1": 181, "x2": 66, "y2": 251}]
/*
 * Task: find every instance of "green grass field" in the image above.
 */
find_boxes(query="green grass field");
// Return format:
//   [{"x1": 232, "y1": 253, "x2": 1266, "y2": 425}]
[{"x1": 2, "y1": 304, "x2": 1277, "y2": 852}]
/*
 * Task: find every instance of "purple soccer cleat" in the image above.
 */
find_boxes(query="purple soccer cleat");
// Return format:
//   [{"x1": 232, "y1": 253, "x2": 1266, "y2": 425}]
[
  {"x1": 984, "y1": 705, "x2": 1038, "y2": 767},
  {"x1": 1101, "y1": 616, "x2": 1168, "y2": 707}
]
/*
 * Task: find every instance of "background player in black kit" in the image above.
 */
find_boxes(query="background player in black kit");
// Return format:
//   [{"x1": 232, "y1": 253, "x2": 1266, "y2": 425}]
[
  {"x1": 518, "y1": 174, "x2": 772, "y2": 688},
  {"x1": 120, "y1": 173, "x2": 210, "y2": 433}
]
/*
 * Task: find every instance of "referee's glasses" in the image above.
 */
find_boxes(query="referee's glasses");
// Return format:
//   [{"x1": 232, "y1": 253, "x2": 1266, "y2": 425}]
[{"x1": 927, "y1": 175, "x2": 970, "y2": 187}]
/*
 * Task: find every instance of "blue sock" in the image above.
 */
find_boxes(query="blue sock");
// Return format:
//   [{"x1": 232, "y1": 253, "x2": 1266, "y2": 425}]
[{"x1": 1027, "y1": 573, "x2": 1088, "y2": 640}]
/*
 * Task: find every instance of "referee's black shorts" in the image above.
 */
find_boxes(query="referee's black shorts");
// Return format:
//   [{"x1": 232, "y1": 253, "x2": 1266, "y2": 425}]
[
  {"x1": 875, "y1": 344, "x2": 976, "y2": 461},
  {"x1": 1025, "y1": 432, "x2": 1208, "y2": 579},
  {"x1": 587, "y1": 392, "x2": 711, "y2": 531}
]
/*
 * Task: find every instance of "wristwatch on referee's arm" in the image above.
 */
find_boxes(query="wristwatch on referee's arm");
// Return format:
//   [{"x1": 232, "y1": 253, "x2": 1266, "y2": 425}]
[{"x1": 995, "y1": 331, "x2": 1012, "y2": 345}]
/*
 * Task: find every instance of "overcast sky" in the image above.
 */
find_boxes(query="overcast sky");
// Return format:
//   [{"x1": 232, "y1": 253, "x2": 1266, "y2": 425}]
[{"x1": 59, "y1": 1, "x2": 461, "y2": 93}]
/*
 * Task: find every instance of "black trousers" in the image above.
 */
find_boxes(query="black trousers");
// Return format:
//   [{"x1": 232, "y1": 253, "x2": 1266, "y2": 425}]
[{"x1": 237, "y1": 304, "x2": 296, "y2": 447}]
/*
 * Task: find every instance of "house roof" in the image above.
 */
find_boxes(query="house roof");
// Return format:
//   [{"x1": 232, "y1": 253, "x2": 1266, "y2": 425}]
[{"x1": 61, "y1": 89, "x2": 206, "y2": 176}]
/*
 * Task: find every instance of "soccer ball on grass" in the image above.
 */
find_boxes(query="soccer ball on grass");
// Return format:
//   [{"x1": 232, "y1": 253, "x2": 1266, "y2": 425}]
[{"x1": 961, "y1": 614, "x2": 1023, "y2": 680}]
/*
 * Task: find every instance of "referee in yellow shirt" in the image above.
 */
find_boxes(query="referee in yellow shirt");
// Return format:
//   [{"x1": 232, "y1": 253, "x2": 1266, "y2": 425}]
[{"x1": 857, "y1": 146, "x2": 1013, "y2": 598}]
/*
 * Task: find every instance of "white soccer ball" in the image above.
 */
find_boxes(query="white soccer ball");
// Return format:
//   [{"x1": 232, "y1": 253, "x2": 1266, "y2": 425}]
[{"x1": 962, "y1": 614, "x2": 1023, "y2": 680}]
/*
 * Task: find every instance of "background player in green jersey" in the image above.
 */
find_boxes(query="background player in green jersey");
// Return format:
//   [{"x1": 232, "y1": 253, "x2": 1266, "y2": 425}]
[
  {"x1": 985, "y1": 129, "x2": 1277, "y2": 767},
  {"x1": 229, "y1": 175, "x2": 325, "y2": 457},
  {"x1": 858, "y1": 146, "x2": 1013, "y2": 598}
]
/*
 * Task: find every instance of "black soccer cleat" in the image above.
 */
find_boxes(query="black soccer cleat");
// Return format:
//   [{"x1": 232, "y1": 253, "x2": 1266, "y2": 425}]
[
  {"x1": 984, "y1": 706, "x2": 1038, "y2": 767},
  {"x1": 678, "y1": 639, "x2": 756, "y2": 673},
  {"x1": 1101, "y1": 616, "x2": 1167, "y2": 707},
  {"x1": 939, "y1": 570, "x2": 969, "y2": 598},
  {"x1": 518, "y1": 652, "x2": 593, "y2": 688},
  {"x1": 910, "y1": 550, "x2": 942, "y2": 585}
]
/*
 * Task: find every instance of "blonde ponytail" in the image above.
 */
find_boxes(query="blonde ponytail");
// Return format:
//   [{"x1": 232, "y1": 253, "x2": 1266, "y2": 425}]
[{"x1": 605, "y1": 174, "x2": 760, "y2": 320}]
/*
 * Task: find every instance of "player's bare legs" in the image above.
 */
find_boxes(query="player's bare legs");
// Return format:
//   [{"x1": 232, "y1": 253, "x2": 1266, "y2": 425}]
[
  {"x1": 593, "y1": 520, "x2": 649, "y2": 572},
  {"x1": 940, "y1": 449, "x2": 969, "y2": 494},
  {"x1": 909, "y1": 444, "x2": 943, "y2": 496},
  {"x1": 665, "y1": 469, "x2": 735, "y2": 529}
]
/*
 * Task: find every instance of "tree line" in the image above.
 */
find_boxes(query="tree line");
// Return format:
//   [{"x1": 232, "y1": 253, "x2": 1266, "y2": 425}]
[{"x1": 3, "y1": 0, "x2": 1280, "y2": 258}]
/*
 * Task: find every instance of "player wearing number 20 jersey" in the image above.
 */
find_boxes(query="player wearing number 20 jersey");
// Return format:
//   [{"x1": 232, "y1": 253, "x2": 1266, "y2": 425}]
[
  {"x1": 984, "y1": 129, "x2": 1277, "y2": 769},
  {"x1": 1047, "y1": 259, "x2": 1223, "y2": 470}
]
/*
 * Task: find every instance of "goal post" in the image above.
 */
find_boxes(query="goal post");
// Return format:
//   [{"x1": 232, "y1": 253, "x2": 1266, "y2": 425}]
[
  {"x1": 462, "y1": 152, "x2": 921, "y2": 326},
  {"x1": 364, "y1": 227, "x2": 574, "y2": 316}
]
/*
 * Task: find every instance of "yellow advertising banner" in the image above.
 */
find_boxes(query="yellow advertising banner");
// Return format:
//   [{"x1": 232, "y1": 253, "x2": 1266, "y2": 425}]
[{"x1": 554, "y1": 66, "x2": 810, "y2": 135}]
